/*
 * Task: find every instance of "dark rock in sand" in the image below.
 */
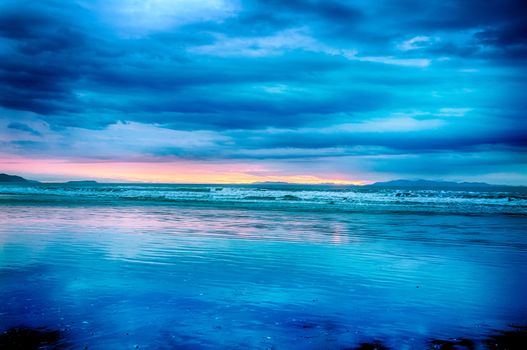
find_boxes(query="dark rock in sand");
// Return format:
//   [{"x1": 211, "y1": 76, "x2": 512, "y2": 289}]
[
  {"x1": 344, "y1": 341, "x2": 390, "y2": 350},
  {"x1": 0, "y1": 327, "x2": 61, "y2": 349},
  {"x1": 484, "y1": 326, "x2": 527, "y2": 350}
]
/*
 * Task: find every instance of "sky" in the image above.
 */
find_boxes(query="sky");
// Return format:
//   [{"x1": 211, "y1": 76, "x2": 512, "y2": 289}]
[{"x1": 0, "y1": 0, "x2": 526, "y2": 184}]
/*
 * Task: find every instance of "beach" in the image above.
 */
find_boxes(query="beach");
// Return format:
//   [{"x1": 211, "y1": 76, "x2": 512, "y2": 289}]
[{"x1": 1, "y1": 183, "x2": 527, "y2": 349}]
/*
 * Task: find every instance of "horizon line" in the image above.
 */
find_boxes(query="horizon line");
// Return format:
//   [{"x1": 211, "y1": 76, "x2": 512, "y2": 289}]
[{"x1": 2, "y1": 173, "x2": 524, "y2": 187}]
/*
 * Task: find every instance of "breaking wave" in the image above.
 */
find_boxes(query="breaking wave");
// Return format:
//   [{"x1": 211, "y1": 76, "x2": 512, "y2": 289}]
[{"x1": 0, "y1": 183, "x2": 526, "y2": 215}]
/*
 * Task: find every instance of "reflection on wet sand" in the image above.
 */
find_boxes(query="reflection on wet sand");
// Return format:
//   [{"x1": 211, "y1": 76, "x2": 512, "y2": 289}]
[
  {"x1": 1, "y1": 325, "x2": 526, "y2": 349},
  {"x1": 1, "y1": 203, "x2": 526, "y2": 349}
]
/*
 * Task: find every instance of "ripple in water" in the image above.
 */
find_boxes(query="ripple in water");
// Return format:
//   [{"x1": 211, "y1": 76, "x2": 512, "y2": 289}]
[{"x1": 1, "y1": 203, "x2": 527, "y2": 349}]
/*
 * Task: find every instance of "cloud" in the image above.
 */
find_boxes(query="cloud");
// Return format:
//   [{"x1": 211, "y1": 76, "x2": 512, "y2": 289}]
[
  {"x1": 7, "y1": 122, "x2": 42, "y2": 136},
  {"x1": 0, "y1": 0, "x2": 525, "y2": 183},
  {"x1": 188, "y1": 28, "x2": 317, "y2": 57},
  {"x1": 190, "y1": 28, "x2": 431, "y2": 67},
  {"x1": 93, "y1": 0, "x2": 238, "y2": 35},
  {"x1": 397, "y1": 36, "x2": 434, "y2": 51},
  {"x1": 345, "y1": 53, "x2": 431, "y2": 67},
  {"x1": 436, "y1": 108, "x2": 472, "y2": 117}
]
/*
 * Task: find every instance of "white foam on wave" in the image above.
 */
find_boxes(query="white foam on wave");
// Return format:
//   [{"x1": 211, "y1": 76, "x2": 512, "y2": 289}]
[{"x1": 1, "y1": 184, "x2": 526, "y2": 214}]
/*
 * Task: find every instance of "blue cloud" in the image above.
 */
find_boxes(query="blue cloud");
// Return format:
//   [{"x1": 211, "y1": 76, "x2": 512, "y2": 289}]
[
  {"x1": 0, "y1": 0, "x2": 525, "y2": 182},
  {"x1": 7, "y1": 122, "x2": 41, "y2": 136}
]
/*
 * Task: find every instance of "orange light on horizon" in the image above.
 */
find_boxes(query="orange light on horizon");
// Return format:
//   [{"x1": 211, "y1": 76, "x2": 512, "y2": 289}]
[{"x1": 0, "y1": 156, "x2": 369, "y2": 185}]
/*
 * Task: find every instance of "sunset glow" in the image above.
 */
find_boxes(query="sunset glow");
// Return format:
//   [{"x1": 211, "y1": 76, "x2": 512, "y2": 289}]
[{"x1": 0, "y1": 156, "x2": 366, "y2": 184}]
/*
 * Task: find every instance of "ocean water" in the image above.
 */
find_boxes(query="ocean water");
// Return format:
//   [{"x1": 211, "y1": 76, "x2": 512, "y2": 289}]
[{"x1": 1, "y1": 183, "x2": 527, "y2": 349}]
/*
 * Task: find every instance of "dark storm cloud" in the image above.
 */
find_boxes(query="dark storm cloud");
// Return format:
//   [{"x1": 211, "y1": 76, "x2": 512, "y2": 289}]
[
  {"x1": 7, "y1": 122, "x2": 41, "y2": 136},
  {"x1": 391, "y1": 0, "x2": 526, "y2": 29},
  {"x1": 0, "y1": 0, "x2": 525, "y2": 182},
  {"x1": 381, "y1": 0, "x2": 527, "y2": 61},
  {"x1": 258, "y1": 127, "x2": 527, "y2": 152},
  {"x1": 361, "y1": 149, "x2": 527, "y2": 184},
  {"x1": 0, "y1": 2, "x2": 95, "y2": 117},
  {"x1": 248, "y1": 0, "x2": 362, "y2": 28},
  {"x1": 221, "y1": 0, "x2": 362, "y2": 33}
]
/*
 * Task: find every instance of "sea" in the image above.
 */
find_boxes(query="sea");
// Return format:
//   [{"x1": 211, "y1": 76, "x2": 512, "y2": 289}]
[{"x1": 1, "y1": 182, "x2": 526, "y2": 349}]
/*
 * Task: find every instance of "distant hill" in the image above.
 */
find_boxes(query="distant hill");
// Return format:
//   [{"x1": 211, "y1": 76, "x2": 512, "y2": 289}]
[
  {"x1": 0, "y1": 173, "x2": 35, "y2": 183},
  {"x1": 369, "y1": 179, "x2": 496, "y2": 189}
]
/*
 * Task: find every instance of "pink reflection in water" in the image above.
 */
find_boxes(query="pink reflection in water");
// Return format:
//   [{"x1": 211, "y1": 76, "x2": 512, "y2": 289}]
[{"x1": 0, "y1": 205, "x2": 356, "y2": 246}]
